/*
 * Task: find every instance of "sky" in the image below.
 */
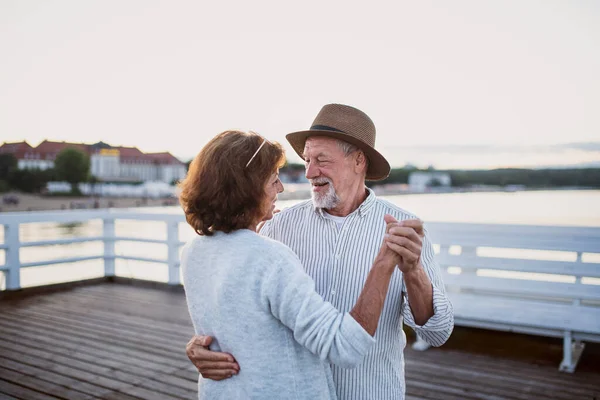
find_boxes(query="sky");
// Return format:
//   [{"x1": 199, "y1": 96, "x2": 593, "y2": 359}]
[{"x1": 1, "y1": 0, "x2": 599, "y2": 169}]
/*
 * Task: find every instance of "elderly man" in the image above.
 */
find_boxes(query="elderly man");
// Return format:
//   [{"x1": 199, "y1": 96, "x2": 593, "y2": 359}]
[{"x1": 186, "y1": 104, "x2": 454, "y2": 399}]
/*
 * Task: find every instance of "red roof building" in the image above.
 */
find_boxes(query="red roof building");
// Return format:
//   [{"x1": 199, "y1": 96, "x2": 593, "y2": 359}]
[
  {"x1": 0, "y1": 139, "x2": 186, "y2": 183},
  {"x1": 0, "y1": 141, "x2": 34, "y2": 159}
]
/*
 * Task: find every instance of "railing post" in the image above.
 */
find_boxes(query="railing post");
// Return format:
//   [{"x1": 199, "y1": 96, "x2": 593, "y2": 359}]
[
  {"x1": 461, "y1": 246, "x2": 478, "y2": 276},
  {"x1": 103, "y1": 217, "x2": 116, "y2": 277},
  {"x1": 573, "y1": 252, "x2": 583, "y2": 306},
  {"x1": 4, "y1": 223, "x2": 21, "y2": 290},
  {"x1": 167, "y1": 221, "x2": 180, "y2": 285}
]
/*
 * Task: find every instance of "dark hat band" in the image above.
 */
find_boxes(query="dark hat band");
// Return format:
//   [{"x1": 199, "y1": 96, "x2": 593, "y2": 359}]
[{"x1": 310, "y1": 125, "x2": 346, "y2": 134}]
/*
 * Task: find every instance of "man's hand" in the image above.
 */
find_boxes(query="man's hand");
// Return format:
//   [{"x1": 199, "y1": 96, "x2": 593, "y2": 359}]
[
  {"x1": 376, "y1": 215, "x2": 403, "y2": 269},
  {"x1": 186, "y1": 335, "x2": 239, "y2": 380},
  {"x1": 384, "y1": 218, "x2": 424, "y2": 274}
]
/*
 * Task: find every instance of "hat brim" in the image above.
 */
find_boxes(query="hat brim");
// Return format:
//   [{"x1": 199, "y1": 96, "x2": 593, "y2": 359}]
[{"x1": 286, "y1": 130, "x2": 391, "y2": 181}]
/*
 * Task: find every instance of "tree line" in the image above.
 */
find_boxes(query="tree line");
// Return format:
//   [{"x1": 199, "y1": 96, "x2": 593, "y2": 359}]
[
  {"x1": 0, "y1": 148, "x2": 90, "y2": 194},
  {"x1": 279, "y1": 163, "x2": 600, "y2": 189},
  {"x1": 2, "y1": 153, "x2": 599, "y2": 195}
]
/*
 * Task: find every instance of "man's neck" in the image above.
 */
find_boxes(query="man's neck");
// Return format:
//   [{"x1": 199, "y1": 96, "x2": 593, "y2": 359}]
[{"x1": 326, "y1": 187, "x2": 369, "y2": 217}]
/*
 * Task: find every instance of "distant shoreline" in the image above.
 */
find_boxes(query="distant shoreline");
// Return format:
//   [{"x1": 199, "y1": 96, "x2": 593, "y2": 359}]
[
  {"x1": 280, "y1": 183, "x2": 599, "y2": 200},
  {"x1": 1, "y1": 186, "x2": 598, "y2": 213},
  {"x1": 0, "y1": 192, "x2": 177, "y2": 213},
  {"x1": 370, "y1": 185, "x2": 599, "y2": 197}
]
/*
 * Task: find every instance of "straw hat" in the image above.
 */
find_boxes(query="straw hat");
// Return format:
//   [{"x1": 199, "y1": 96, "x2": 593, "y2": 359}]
[{"x1": 286, "y1": 104, "x2": 391, "y2": 180}]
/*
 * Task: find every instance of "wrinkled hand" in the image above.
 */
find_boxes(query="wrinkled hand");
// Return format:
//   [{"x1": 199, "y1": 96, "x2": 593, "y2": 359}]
[
  {"x1": 376, "y1": 215, "x2": 403, "y2": 269},
  {"x1": 186, "y1": 335, "x2": 239, "y2": 380},
  {"x1": 384, "y1": 217, "x2": 424, "y2": 274}
]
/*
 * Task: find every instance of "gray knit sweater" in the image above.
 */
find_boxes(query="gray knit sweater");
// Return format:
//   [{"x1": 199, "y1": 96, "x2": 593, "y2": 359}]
[{"x1": 181, "y1": 229, "x2": 376, "y2": 399}]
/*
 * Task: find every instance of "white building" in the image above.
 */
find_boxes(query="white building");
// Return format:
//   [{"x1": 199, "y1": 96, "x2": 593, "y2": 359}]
[
  {"x1": 1, "y1": 140, "x2": 187, "y2": 184},
  {"x1": 408, "y1": 171, "x2": 452, "y2": 192}
]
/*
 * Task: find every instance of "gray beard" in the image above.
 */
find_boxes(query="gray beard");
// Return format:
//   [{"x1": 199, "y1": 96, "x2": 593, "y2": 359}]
[{"x1": 311, "y1": 182, "x2": 340, "y2": 209}]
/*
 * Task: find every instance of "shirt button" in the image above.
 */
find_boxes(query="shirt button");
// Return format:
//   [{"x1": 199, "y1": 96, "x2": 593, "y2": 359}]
[
  {"x1": 335, "y1": 254, "x2": 341, "y2": 260},
  {"x1": 331, "y1": 289, "x2": 337, "y2": 296}
]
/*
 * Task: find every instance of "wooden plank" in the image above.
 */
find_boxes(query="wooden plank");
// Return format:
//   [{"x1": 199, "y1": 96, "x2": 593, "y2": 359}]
[
  {"x1": 0, "y1": 313, "x2": 186, "y2": 363},
  {"x1": 0, "y1": 357, "x2": 182, "y2": 400},
  {"x1": 0, "y1": 379, "x2": 60, "y2": 400},
  {"x1": 0, "y1": 357, "x2": 130, "y2": 398},
  {"x1": 0, "y1": 366, "x2": 99, "y2": 400},
  {"x1": 123, "y1": 377, "x2": 195, "y2": 400},
  {"x1": 9, "y1": 296, "x2": 191, "y2": 337},
  {"x1": 405, "y1": 360, "x2": 590, "y2": 400},
  {"x1": 0, "y1": 337, "x2": 197, "y2": 395},
  {"x1": 405, "y1": 343, "x2": 600, "y2": 392},
  {"x1": 30, "y1": 285, "x2": 189, "y2": 316},
  {"x1": 171, "y1": 366, "x2": 199, "y2": 382},
  {"x1": 32, "y1": 290, "x2": 191, "y2": 326},
  {"x1": 0, "y1": 343, "x2": 195, "y2": 397},
  {"x1": 97, "y1": 392, "x2": 144, "y2": 400},
  {"x1": 0, "y1": 320, "x2": 187, "y2": 371},
  {"x1": 11, "y1": 295, "x2": 190, "y2": 339},
  {"x1": 0, "y1": 328, "x2": 181, "y2": 377},
  {"x1": 1, "y1": 307, "x2": 190, "y2": 352},
  {"x1": 0, "y1": 298, "x2": 191, "y2": 350},
  {"x1": 406, "y1": 381, "x2": 481, "y2": 400},
  {"x1": 404, "y1": 330, "x2": 600, "y2": 393}
]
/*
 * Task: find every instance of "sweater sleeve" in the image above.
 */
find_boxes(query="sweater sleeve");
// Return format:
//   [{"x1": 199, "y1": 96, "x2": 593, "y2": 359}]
[{"x1": 261, "y1": 248, "x2": 376, "y2": 368}]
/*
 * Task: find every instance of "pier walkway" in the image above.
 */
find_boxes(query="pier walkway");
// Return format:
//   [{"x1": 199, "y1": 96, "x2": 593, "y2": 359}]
[{"x1": 0, "y1": 279, "x2": 599, "y2": 400}]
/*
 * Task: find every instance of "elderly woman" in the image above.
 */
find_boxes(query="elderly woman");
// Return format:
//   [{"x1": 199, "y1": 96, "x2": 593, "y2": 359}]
[{"x1": 179, "y1": 130, "x2": 401, "y2": 399}]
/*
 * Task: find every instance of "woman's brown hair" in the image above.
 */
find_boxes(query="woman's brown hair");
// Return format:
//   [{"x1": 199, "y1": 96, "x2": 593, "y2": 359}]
[{"x1": 179, "y1": 130, "x2": 285, "y2": 236}]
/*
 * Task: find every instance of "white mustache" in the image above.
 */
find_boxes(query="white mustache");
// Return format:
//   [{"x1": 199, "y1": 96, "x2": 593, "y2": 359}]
[{"x1": 310, "y1": 178, "x2": 332, "y2": 186}]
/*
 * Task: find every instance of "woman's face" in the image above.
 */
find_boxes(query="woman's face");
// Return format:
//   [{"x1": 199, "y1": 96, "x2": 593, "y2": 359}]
[{"x1": 261, "y1": 170, "x2": 284, "y2": 222}]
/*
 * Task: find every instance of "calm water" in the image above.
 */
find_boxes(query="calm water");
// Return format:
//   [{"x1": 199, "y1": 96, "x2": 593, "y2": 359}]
[
  {"x1": 283, "y1": 189, "x2": 600, "y2": 227},
  {"x1": 1, "y1": 190, "x2": 599, "y2": 289}
]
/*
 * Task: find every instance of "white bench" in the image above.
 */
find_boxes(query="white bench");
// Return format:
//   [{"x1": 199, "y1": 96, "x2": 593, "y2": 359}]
[{"x1": 420, "y1": 223, "x2": 600, "y2": 373}]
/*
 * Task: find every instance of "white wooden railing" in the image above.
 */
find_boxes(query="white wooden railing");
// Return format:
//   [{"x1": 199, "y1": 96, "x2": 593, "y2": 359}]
[
  {"x1": 1, "y1": 209, "x2": 599, "y2": 293},
  {"x1": 0, "y1": 209, "x2": 186, "y2": 290}
]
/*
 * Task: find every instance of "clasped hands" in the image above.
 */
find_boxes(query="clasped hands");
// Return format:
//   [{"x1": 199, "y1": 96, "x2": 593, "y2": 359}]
[{"x1": 380, "y1": 214, "x2": 425, "y2": 275}]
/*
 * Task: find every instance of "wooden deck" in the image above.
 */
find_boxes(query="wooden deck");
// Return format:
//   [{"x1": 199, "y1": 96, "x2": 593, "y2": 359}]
[{"x1": 0, "y1": 280, "x2": 598, "y2": 400}]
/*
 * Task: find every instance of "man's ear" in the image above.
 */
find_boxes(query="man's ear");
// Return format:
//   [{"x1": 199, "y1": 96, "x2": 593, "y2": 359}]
[{"x1": 355, "y1": 151, "x2": 367, "y2": 173}]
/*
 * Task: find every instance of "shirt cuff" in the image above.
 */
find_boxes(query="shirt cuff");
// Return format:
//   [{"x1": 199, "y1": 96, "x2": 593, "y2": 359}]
[{"x1": 403, "y1": 285, "x2": 453, "y2": 330}]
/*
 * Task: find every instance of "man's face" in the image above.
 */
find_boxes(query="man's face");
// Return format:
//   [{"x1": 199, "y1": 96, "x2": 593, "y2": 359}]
[{"x1": 302, "y1": 137, "x2": 361, "y2": 210}]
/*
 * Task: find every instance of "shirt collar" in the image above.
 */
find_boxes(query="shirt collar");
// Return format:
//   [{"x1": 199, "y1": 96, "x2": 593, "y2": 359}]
[{"x1": 313, "y1": 187, "x2": 377, "y2": 218}]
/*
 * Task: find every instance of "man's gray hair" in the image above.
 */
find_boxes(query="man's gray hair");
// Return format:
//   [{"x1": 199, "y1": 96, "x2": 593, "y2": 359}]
[
  {"x1": 336, "y1": 139, "x2": 359, "y2": 157},
  {"x1": 336, "y1": 139, "x2": 370, "y2": 169}
]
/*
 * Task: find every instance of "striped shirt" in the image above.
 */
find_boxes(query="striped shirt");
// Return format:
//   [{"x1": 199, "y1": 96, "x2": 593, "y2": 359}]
[{"x1": 261, "y1": 188, "x2": 454, "y2": 400}]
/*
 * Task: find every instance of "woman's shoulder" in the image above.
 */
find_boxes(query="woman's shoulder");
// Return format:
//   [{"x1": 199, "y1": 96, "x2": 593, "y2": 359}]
[
  {"x1": 255, "y1": 233, "x2": 300, "y2": 263},
  {"x1": 182, "y1": 230, "x2": 300, "y2": 268}
]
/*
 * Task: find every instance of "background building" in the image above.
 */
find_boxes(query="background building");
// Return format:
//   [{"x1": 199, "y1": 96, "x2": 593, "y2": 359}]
[
  {"x1": 0, "y1": 140, "x2": 187, "y2": 184},
  {"x1": 408, "y1": 171, "x2": 452, "y2": 192}
]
